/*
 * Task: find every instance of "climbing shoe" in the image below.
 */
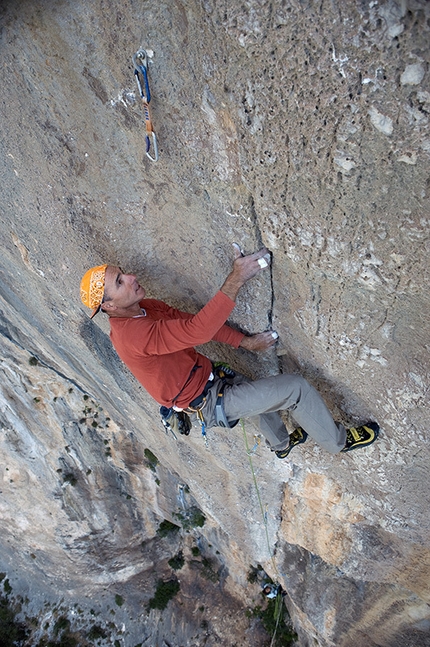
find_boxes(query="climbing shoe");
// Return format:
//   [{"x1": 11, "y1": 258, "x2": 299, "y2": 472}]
[
  {"x1": 341, "y1": 422, "x2": 379, "y2": 452},
  {"x1": 275, "y1": 428, "x2": 308, "y2": 459}
]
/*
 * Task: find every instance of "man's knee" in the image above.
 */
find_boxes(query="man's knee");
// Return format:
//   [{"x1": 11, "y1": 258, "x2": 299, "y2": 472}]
[{"x1": 277, "y1": 373, "x2": 311, "y2": 396}]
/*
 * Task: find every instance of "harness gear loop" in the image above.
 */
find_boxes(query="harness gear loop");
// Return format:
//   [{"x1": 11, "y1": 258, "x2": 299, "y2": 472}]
[
  {"x1": 132, "y1": 48, "x2": 159, "y2": 162},
  {"x1": 186, "y1": 399, "x2": 208, "y2": 446},
  {"x1": 214, "y1": 383, "x2": 239, "y2": 429}
]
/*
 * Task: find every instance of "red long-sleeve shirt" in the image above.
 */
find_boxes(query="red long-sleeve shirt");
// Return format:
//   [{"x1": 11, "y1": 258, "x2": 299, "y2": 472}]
[{"x1": 109, "y1": 290, "x2": 245, "y2": 408}]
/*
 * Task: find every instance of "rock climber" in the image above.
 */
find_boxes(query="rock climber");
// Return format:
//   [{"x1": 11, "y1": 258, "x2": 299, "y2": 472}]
[
  {"x1": 80, "y1": 245, "x2": 379, "y2": 458},
  {"x1": 262, "y1": 583, "x2": 287, "y2": 599}
]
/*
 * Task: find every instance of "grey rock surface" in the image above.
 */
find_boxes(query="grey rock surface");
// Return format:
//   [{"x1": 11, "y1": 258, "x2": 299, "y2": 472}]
[{"x1": 0, "y1": 0, "x2": 429, "y2": 645}]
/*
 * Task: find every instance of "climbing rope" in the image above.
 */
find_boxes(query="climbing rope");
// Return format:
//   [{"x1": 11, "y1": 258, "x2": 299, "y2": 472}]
[
  {"x1": 241, "y1": 419, "x2": 285, "y2": 647},
  {"x1": 241, "y1": 419, "x2": 279, "y2": 575},
  {"x1": 132, "y1": 48, "x2": 159, "y2": 162}
]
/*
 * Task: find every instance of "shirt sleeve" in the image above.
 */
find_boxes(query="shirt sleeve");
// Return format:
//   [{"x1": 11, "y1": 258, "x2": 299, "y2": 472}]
[
  {"x1": 211, "y1": 324, "x2": 245, "y2": 348},
  {"x1": 142, "y1": 296, "x2": 245, "y2": 348},
  {"x1": 131, "y1": 291, "x2": 239, "y2": 355}
]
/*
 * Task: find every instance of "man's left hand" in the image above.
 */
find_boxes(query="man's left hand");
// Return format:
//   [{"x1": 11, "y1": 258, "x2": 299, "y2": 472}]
[{"x1": 239, "y1": 331, "x2": 278, "y2": 352}]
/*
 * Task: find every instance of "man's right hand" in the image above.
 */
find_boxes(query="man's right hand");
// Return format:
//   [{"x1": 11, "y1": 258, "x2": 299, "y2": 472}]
[
  {"x1": 239, "y1": 331, "x2": 278, "y2": 352},
  {"x1": 220, "y1": 245, "x2": 271, "y2": 301}
]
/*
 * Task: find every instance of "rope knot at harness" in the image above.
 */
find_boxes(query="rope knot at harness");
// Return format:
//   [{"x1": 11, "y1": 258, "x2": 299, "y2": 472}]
[{"x1": 132, "y1": 48, "x2": 159, "y2": 162}]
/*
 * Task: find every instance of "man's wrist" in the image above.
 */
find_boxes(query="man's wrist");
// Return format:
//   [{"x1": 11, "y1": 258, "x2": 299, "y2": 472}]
[{"x1": 220, "y1": 273, "x2": 243, "y2": 301}]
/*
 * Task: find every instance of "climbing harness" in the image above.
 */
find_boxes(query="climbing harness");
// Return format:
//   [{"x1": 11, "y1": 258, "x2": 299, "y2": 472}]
[
  {"x1": 214, "y1": 383, "x2": 238, "y2": 429},
  {"x1": 185, "y1": 363, "x2": 239, "y2": 446},
  {"x1": 212, "y1": 363, "x2": 239, "y2": 430},
  {"x1": 132, "y1": 48, "x2": 159, "y2": 162}
]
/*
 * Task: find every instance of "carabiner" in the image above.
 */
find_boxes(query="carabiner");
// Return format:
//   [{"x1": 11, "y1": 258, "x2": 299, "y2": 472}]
[
  {"x1": 133, "y1": 49, "x2": 150, "y2": 102},
  {"x1": 132, "y1": 48, "x2": 159, "y2": 162},
  {"x1": 146, "y1": 131, "x2": 159, "y2": 162}
]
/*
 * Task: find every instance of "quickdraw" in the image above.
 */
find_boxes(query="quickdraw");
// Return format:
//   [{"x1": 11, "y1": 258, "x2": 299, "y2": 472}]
[
  {"x1": 186, "y1": 401, "x2": 208, "y2": 447},
  {"x1": 132, "y1": 48, "x2": 159, "y2": 162}
]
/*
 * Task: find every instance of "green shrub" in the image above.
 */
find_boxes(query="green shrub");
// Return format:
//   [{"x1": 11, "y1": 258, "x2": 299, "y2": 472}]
[
  {"x1": 87, "y1": 624, "x2": 106, "y2": 640},
  {"x1": 0, "y1": 595, "x2": 28, "y2": 646},
  {"x1": 251, "y1": 598, "x2": 297, "y2": 646},
  {"x1": 147, "y1": 579, "x2": 180, "y2": 611},
  {"x1": 53, "y1": 616, "x2": 70, "y2": 636},
  {"x1": 247, "y1": 564, "x2": 262, "y2": 584},
  {"x1": 144, "y1": 448, "x2": 159, "y2": 472},
  {"x1": 115, "y1": 594, "x2": 124, "y2": 607},
  {"x1": 156, "y1": 520, "x2": 180, "y2": 538},
  {"x1": 201, "y1": 557, "x2": 220, "y2": 583},
  {"x1": 63, "y1": 474, "x2": 77, "y2": 486},
  {"x1": 174, "y1": 506, "x2": 205, "y2": 530},
  {"x1": 168, "y1": 551, "x2": 185, "y2": 571}
]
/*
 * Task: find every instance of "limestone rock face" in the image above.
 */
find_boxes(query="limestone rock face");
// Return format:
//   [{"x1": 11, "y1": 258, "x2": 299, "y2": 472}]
[{"x1": 0, "y1": 1, "x2": 429, "y2": 646}]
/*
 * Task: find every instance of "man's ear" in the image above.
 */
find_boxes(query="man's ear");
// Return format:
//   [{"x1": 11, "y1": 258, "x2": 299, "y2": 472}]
[{"x1": 101, "y1": 301, "x2": 115, "y2": 312}]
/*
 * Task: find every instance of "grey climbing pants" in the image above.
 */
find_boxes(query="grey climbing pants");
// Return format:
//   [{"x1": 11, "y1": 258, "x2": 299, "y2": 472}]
[{"x1": 201, "y1": 373, "x2": 346, "y2": 454}]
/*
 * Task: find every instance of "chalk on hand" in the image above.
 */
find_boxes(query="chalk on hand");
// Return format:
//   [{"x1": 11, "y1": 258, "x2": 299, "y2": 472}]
[{"x1": 232, "y1": 242, "x2": 244, "y2": 256}]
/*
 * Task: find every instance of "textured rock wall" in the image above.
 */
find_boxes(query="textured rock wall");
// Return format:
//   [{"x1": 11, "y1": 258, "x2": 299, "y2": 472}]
[{"x1": 0, "y1": 0, "x2": 429, "y2": 645}]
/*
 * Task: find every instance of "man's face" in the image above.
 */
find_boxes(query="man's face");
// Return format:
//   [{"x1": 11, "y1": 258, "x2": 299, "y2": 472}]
[{"x1": 103, "y1": 266, "x2": 146, "y2": 310}]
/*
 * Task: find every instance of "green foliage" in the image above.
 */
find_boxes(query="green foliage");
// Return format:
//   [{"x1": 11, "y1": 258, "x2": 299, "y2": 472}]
[
  {"x1": 3, "y1": 579, "x2": 12, "y2": 594},
  {"x1": 63, "y1": 473, "x2": 77, "y2": 486},
  {"x1": 250, "y1": 597, "x2": 297, "y2": 647},
  {"x1": 144, "y1": 448, "x2": 159, "y2": 472},
  {"x1": 0, "y1": 594, "x2": 28, "y2": 646},
  {"x1": 201, "y1": 557, "x2": 220, "y2": 583},
  {"x1": 174, "y1": 506, "x2": 206, "y2": 530},
  {"x1": 147, "y1": 579, "x2": 180, "y2": 611},
  {"x1": 156, "y1": 519, "x2": 180, "y2": 538},
  {"x1": 29, "y1": 356, "x2": 38, "y2": 366},
  {"x1": 247, "y1": 564, "x2": 262, "y2": 584},
  {"x1": 114, "y1": 594, "x2": 124, "y2": 607},
  {"x1": 191, "y1": 546, "x2": 200, "y2": 556},
  {"x1": 168, "y1": 551, "x2": 184, "y2": 571},
  {"x1": 87, "y1": 624, "x2": 106, "y2": 640},
  {"x1": 63, "y1": 472, "x2": 78, "y2": 486},
  {"x1": 53, "y1": 616, "x2": 70, "y2": 635}
]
